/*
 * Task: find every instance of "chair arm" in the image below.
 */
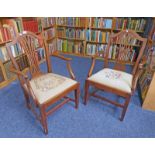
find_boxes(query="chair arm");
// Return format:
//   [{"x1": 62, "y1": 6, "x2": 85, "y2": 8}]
[
  {"x1": 87, "y1": 55, "x2": 97, "y2": 77},
  {"x1": 51, "y1": 52, "x2": 75, "y2": 80},
  {"x1": 52, "y1": 52, "x2": 72, "y2": 61}
]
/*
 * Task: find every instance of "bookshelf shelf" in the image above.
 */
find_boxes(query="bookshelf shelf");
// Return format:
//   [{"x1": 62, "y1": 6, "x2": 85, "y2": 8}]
[
  {"x1": 57, "y1": 36, "x2": 85, "y2": 41},
  {"x1": 43, "y1": 25, "x2": 55, "y2": 30},
  {"x1": 57, "y1": 25, "x2": 85, "y2": 29},
  {"x1": 0, "y1": 40, "x2": 12, "y2": 46},
  {"x1": 87, "y1": 27, "x2": 112, "y2": 31},
  {"x1": 86, "y1": 41, "x2": 107, "y2": 44}
]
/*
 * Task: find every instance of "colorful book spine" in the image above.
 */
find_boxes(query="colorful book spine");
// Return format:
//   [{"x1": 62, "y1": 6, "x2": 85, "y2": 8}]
[
  {"x1": 23, "y1": 20, "x2": 39, "y2": 33},
  {"x1": 0, "y1": 27, "x2": 12, "y2": 42},
  {"x1": 57, "y1": 39, "x2": 84, "y2": 54},
  {"x1": 56, "y1": 17, "x2": 86, "y2": 27},
  {"x1": 86, "y1": 29, "x2": 110, "y2": 43},
  {"x1": 88, "y1": 18, "x2": 112, "y2": 29},
  {"x1": 115, "y1": 18, "x2": 146, "y2": 31},
  {"x1": 42, "y1": 17, "x2": 55, "y2": 28},
  {"x1": 57, "y1": 28, "x2": 85, "y2": 40},
  {"x1": 86, "y1": 44, "x2": 107, "y2": 56},
  {"x1": 108, "y1": 45, "x2": 137, "y2": 62}
]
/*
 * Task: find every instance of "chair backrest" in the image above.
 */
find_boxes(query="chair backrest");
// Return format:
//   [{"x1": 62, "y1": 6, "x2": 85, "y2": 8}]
[
  {"x1": 104, "y1": 30, "x2": 147, "y2": 75},
  {"x1": 6, "y1": 31, "x2": 52, "y2": 79}
]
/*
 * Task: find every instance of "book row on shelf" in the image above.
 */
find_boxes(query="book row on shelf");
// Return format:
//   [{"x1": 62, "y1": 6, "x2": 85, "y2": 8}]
[
  {"x1": 114, "y1": 18, "x2": 146, "y2": 32},
  {"x1": 139, "y1": 70, "x2": 153, "y2": 100},
  {"x1": 57, "y1": 28, "x2": 85, "y2": 40},
  {"x1": 23, "y1": 19, "x2": 42, "y2": 34},
  {"x1": 86, "y1": 44, "x2": 107, "y2": 56},
  {"x1": 48, "y1": 40, "x2": 57, "y2": 53},
  {"x1": 57, "y1": 39, "x2": 84, "y2": 54},
  {"x1": 56, "y1": 17, "x2": 86, "y2": 27},
  {"x1": 87, "y1": 17, "x2": 113, "y2": 29},
  {"x1": 0, "y1": 27, "x2": 12, "y2": 43},
  {"x1": 86, "y1": 30, "x2": 110, "y2": 43},
  {"x1": 86, "y1": 43, "x2": 137, "y2": 62},
  {"x1": 0, "y1": 44, "x2": 45, "y2": 63},
  {"x1": 2, "y1": 18, "x2": 23, "y2": 35},
  {"x1": 41, "y1": 17, "x2": 55, "y2": 28}
]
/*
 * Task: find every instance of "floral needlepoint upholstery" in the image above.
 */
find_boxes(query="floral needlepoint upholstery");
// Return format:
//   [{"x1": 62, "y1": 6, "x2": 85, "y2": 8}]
[
  {"x1": 25, "y1": 73, "x2": 77, "y2": 104},
  {"x1": 88, "y1": 68, "x2": 133, "y2": 93},
  {"x1": 33, "y1": 74, "x2": 66, "y2": 92}
]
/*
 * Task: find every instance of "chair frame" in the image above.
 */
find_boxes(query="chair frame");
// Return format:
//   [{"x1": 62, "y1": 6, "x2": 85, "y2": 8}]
[
  {"x1": 6, "y1": 31, "x2": 80, "y2": 134},
  {"x1": 84, "y1": 30, "x2": 147, "y2": 121}
]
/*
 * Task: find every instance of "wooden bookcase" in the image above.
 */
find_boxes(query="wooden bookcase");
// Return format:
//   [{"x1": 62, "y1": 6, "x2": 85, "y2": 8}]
[
  {"x1": 0, "y1": 17, "x2": 152, "y2": 89},
  {"x1": 56, "y1": 17, "x2": 87, "y2": 56},
  {"x1": 142, "y1": 73, "x2": 155, "y2": 110},
  {"x1": 139, "y1": 18, "x2": 155, "y2": 110},
  {"x1": 56, "y1": 17, "x2": 148, "y2": 64}
]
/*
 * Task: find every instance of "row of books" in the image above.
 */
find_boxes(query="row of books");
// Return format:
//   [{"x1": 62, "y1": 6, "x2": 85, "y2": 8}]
[
  {"x1": 48, "y1": 40, "x2": 57, "y2": 54},
  {"x1": 42, "y1": 17, "x2": 56, "y2": 28},
  {"x1": 57, "y1": 39, "x2": 84, "y2": 54},
  {"x1": 88, "y1": 18, "x2": 113, "y2": 29},
  {"x1": 139, "y1": 70, "x2": 153, "y2": 100},
  {"x1": 2, "y1": 18, "x2": 23, "y2": 34},
  {"x1": 44, "y1": 28, "x2": 55, "y2": 40},
  {"x1": 23, "y1": 20, "x2": 40, "y2": 33},
  {"x1": 86, "y1": 44, "x2": 107, "y2": 56},
  {"x1": 86, "y1": 30, "x2": 110, "y2": 43},
  {"x1": 114, "y1": 18, "x2": 146, "y2": 31},
  {"x1": 0, "y1": 27, "x2": 12, "y2": 43},
  {"x1": 36, "y1": 48, "x2": 45, "y2": 61},
  {"x1": 112, "y1": 33, "x2": 142, "y2": 46},
  {"x1": 108, "y1": 45, "x2": 137, "y2": 62},
  {"x1": 56, "y1": 17, "x2": 86, "y2": 27},
  {"x1": 0, "y1": 47, "x2": 10, "y2": 62},
  {"x1": 3, "y1": 61, "x2": 15, "y2": 79},
  {"x1": 57, "y1": 28, "x2": 85, "y2": 39}
]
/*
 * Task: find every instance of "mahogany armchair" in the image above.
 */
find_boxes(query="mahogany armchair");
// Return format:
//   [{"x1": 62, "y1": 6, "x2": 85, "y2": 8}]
[
  {"x1": 84, "y1": 30, "x2": 147, "y2": 121},
  {"x1": 6, "y1": 31, "x2": 80, "y2": 134}
]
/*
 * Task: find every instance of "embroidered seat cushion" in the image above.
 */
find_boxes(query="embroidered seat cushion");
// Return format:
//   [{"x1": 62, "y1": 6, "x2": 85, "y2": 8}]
[
  {"x1": 24, "y1": 73, "x2": 77, "y2": 104},
  {"x1": 88, "y1": 68, "x2": 133, "y2": 93}
]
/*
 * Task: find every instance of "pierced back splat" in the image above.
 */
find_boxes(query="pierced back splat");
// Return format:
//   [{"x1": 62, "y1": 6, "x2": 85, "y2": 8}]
[{"x1": 104, "y1": 30, "x2": 147, "y2": 75}]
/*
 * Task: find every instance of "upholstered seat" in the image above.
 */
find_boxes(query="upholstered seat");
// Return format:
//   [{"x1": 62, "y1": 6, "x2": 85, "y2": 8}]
[
  {"x1": 88, "y1": 68, "x2": 133, "y2": 93},
  {"x1": 24, "y1": 73, "x2": 77, "y2": 104}
]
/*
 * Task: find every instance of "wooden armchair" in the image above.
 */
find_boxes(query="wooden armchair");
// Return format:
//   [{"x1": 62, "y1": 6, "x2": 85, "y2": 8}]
[
  {"x1": 84, "y1": 30, "x2": 147, "y2": 121},
  {"x1": 6, "y1": 31, "x2": 80, "y2": 134}
]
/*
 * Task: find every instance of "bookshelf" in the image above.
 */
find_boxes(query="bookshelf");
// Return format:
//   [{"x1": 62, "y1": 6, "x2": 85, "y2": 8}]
[
  {"x1": 0, "y1": 17, "x2": 152, "y2": 89},
  {"x1": 139, "y1": 18, "x2": 155, "y2": 110},
  {"x1": 56, "y1": 17, "x2": 148, "y2": 65},
  {"x1": 56, "y1": 17, "x2": 86, "y2": 56},
  {"x1": 40, "y1": 17, "x2": 57, "y2": 55}
]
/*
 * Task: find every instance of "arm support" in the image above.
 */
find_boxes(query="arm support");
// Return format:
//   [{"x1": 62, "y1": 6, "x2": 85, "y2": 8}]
[
  {"x1": 131, "y1": 58, "x2": 146, "y2": 94},
  {"x1": 87, "y1": 55, "x2": 96, "y2": 77},
  {"x1": 51, "y1": 53, "x2": 76, "y2": 80}
]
